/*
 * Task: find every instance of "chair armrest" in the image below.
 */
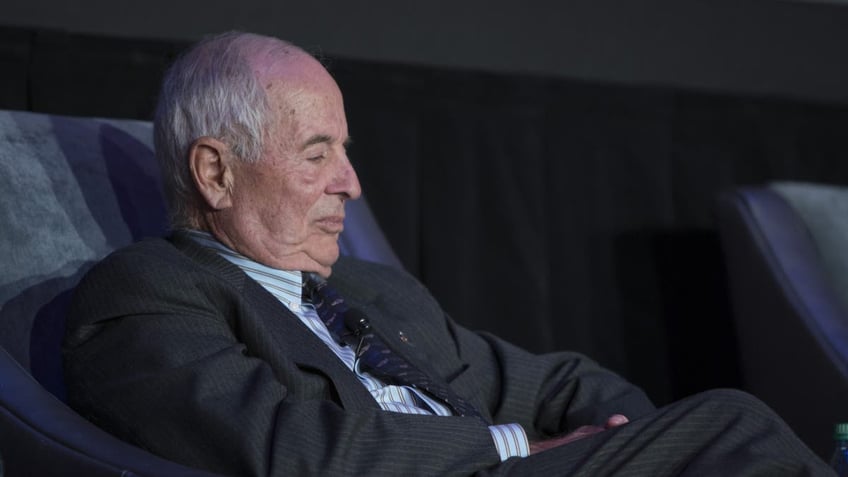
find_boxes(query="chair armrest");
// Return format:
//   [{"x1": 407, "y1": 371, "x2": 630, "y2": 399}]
[{"x1": 0, "y1": 346, "x2": 224, "y2": 477}]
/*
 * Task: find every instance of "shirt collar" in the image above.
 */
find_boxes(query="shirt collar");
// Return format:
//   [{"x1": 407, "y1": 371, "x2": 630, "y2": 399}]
[{"x1": 184, "y1": 229, "x2": 304, "y2": 309}]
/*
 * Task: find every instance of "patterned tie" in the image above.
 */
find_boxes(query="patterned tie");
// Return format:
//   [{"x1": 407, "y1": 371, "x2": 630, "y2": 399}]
[{"x1": 303, "y1": 273, "x2": 485, "y2": 421}]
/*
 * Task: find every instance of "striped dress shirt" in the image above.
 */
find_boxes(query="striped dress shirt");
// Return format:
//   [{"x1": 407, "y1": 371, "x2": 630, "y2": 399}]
[{"x1": 187, "y1": 229, "x2": 529, "y2": 461}]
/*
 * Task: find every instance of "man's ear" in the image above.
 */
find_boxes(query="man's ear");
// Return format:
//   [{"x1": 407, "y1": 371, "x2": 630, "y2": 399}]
[{"x1": 189, "y1": 137, "x2": 234, "y2": 210}]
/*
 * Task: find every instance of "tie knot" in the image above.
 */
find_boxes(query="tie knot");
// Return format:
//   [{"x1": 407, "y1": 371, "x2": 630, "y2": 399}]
[{"x1": 302, "y1": 272, "x2": 324, "y2": 302}]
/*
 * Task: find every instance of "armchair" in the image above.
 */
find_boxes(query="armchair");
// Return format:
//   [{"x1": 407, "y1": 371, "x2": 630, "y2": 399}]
[
  {"x1": 0, "y1": 108, "x2": 400, "y2": 476},
  {"x1": 716, "y1": 182, "x2": 848, "y2": 458}
]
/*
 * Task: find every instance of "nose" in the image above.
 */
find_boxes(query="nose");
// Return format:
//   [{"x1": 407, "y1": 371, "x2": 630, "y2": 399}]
[{"x1": 329, "y1": 152, "x2": 362, "y2": 200}]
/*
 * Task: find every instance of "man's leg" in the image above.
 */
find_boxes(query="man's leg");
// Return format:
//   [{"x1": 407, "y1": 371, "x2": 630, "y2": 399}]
[{"x1": 489, "y1": 389, "x2": 832, "y2": 476}]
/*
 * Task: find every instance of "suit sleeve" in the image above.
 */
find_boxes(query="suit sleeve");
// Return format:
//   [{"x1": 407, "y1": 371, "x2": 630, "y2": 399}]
[
  {"x1": 63, "y1": 246, "x2": 502, "y2": 477},
  {"x1": 449, "y1": 320, "x2": 657, "y2": 440},
  {"x1": 338, "y1": 259, "x2": 657, "y2": 442}
]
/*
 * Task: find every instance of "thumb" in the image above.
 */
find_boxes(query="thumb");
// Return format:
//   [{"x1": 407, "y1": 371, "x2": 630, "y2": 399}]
[{"x1": 605, "y1": 414, "x2": 629, "y2": 428}]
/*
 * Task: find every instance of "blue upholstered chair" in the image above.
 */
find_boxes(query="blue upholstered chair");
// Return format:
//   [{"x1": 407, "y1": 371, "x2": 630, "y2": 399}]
[
  {"x1": 716, "y1": 182, "x2": 848, "y2": 458},
  {"x1": 0, "y1": 109, "x2": 400, "y2": 476}
]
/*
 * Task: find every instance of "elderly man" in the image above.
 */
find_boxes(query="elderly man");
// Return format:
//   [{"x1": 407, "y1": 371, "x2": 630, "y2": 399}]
[{"x1": 63, "y1": 32, "x2": 830, "y2": 476}]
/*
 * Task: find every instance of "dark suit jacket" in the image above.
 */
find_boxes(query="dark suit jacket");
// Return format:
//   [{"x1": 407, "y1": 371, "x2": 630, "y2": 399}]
[{"x1": 63, "y1": 233, "x2": 654, "y2": 476}]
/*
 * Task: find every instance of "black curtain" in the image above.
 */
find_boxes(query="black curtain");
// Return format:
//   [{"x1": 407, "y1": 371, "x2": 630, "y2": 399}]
[
  {"x1": 5, "y1": 27, "x2": 848, "y2": 405},
  {"x1": 334, "y1": 61, "x2": 848, "y2": 405}
]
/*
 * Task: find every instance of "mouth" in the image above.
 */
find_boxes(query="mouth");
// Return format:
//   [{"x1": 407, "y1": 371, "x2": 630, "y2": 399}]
[{"x1": 316, "y1": 216, "x2": 345, "y2": 234}]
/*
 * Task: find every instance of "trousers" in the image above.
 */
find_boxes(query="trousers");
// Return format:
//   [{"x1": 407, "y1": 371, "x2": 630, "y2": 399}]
[{"x1": 486, "y1": 389, "x2": 832, "y2": 476}]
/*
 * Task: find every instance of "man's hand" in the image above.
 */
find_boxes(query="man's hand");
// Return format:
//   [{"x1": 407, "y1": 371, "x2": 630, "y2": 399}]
[{"x1": 529, "y1": 414, "x2": 630, "y2": 455}]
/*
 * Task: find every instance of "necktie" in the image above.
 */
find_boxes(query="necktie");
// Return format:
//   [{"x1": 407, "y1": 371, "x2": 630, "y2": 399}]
[{"x1": 303, "y1": 273, "x2": 484, "y2": 421}]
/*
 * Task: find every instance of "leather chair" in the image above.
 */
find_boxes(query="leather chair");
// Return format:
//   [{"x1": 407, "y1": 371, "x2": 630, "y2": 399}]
[
  {"x1": 0, "y1": 109, "x2": 400, "y2": 476},
  {"x1": 716, "y1": 182, "x2": 848, "y2": 458}
]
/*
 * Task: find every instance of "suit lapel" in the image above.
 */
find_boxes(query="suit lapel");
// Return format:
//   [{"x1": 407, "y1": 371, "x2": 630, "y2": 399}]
[
  {"x1": 169, "y1": 232, "x2": 483, "y2": 417},
  {"x1": 169, "y1": 231, "x2": 378, "y2": 411},
  {"x1": 241, "y1": 278, "x2": 378, "y2": 410},
  {"x1": 336, "y1": 283, "x2": 449, "y2": 388},
  {"x1": 328, "y1": 264, "x2": 491, "y2": 422}
]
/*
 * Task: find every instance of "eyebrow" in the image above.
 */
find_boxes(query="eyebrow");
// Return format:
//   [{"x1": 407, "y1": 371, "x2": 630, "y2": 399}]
[{"x1": 300, "y1": 134, "x2": 352, "y2": 151}]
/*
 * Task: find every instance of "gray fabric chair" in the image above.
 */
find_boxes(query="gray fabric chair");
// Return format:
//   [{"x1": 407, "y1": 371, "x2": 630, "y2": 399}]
[
  {"x1": 716, "y1": 182, "x2": 848, "y2": 458},
  {"x1": 0, "y1": 109, "x2": 401, "y2": 476}
]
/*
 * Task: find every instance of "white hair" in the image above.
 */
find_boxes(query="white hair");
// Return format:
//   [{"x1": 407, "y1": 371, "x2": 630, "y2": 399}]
[{"x1": 153, "y1": 31, "x2": 299, "y2": 228}]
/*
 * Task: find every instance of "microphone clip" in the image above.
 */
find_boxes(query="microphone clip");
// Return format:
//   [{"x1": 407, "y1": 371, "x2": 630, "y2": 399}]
[{"x1": 342, "y1": 312, "x2": 371, "y2": 359}]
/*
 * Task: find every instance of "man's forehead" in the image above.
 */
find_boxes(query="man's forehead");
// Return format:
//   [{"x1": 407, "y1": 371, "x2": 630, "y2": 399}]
[
  {"x1": 265, "y1": 85, "x2": 349, "y2": 152},
  {"x1": 256, "y1": 58, "x2": 341, "y2": 113},
  {"x1": 251, "y1": 49, "x2": 327, "y2": 85}
]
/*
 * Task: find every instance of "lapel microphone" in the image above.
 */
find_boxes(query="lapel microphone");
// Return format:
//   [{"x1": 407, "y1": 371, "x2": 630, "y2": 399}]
[
  {"x1": 343, "y1": 308, "x2": 371, "y2": 358},
  {"x1": 344, "y1": 309, "x2": 372, "y2": 336}
]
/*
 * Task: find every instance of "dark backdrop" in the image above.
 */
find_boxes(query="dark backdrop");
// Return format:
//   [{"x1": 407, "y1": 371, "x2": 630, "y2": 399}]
[{"x1": 4, "y1": 27, "x2": 848, "y2": 405}]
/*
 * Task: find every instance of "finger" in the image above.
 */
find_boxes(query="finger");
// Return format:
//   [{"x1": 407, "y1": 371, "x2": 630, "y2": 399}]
[
  {"x1": 559, "y1": 425, "x2": 605, "y2": 445},
  {"x1": 605, "y1": 414, "x2": 629, "y2": 428}
]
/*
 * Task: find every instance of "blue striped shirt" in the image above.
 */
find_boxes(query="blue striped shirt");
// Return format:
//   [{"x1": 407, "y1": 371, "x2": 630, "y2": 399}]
[{"x1": 187, "y1": 229, "x2": 529, "y2": 461}]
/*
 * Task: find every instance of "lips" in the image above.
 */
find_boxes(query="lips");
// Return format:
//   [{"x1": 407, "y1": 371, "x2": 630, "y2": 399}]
[{"x1": 316, "y1": 216, "x2": 345, "y2": 233}]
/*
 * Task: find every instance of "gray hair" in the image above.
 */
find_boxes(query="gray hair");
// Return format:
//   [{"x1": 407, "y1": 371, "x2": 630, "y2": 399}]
[{"x1": 153, "y1": 31, "x2": 297, "y2": 228}]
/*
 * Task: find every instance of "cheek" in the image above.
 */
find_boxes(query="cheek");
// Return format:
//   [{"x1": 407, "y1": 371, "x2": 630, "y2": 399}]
[
  {"x1": 247, "y1": 169, "x2": 328, "y2": 232},
  {"x1": 272, "y1": 192, "x2": 323, "y2": 229}
]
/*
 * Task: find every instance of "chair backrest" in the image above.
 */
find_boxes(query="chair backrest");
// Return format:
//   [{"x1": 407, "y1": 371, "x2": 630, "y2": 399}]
[
  {"x1": 0, "y1": 108, "x2": 400, "y2": 476},
  {"x1": 716, "y1": 181, "x2": 848, "y2": 458}
]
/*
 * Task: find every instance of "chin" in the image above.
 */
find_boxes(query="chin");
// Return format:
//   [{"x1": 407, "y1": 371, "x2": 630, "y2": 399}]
[{"x1": 314, "y1": 245, "x2": 340, "y2": 268}]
